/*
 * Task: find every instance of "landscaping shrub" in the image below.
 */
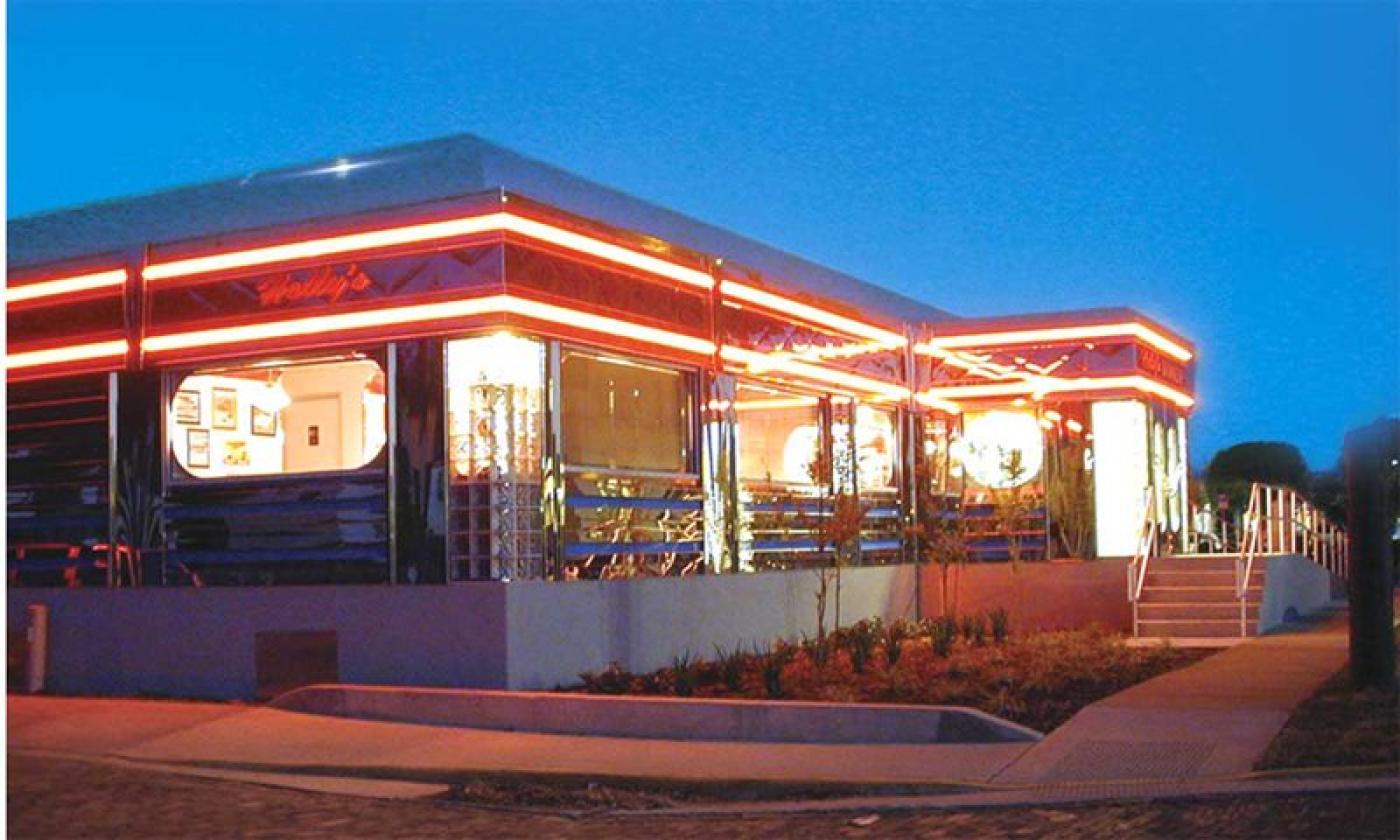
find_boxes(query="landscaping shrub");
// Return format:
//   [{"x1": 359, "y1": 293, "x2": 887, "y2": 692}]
[
  {"x1": 988, "y1": 607, "x2": 1011, "y2": 644},
  {"x1": 762, "y1": 641, "x2": 795, "y2": 699},
  {"x1": 924, "y1": 616, "x2": 957, "y2": 657},
  {"x1": 713, "y1": 643, "x2": 747, "y2": 692},
  {"x1": 882, "y1": 620, "x2": 909, "y2": 667},
  {"x1": 960, "y1": 613, "x2": 988, "y2": 646},
  {"x1": 670, "y1": 651, "x2": 700, "y2": 697},
  {"x1": 838, "y1": 619, "x2": 881, "y2": 674},
  {"x1": 579, "y1": 661, "x2": 634, "y2": 695},
  {"x1": 573, "y1": 625, "x2": 1208, "y2": 733}
]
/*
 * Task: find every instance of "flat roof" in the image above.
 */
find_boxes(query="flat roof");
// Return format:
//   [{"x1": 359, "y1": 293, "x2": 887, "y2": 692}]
[{"x1": 8, "y1": 133, "x2": 956, "y2": 325}]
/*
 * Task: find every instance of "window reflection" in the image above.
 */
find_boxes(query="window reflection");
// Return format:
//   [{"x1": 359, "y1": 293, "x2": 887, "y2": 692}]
[{"x1": 561, "y1": 351, "x2": 693, "y2": 472}]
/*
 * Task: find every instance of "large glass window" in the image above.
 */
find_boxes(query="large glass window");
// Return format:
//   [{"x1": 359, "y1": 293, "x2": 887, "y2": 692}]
[
  {"x1": 445, "y1": 333, "x2": 546, "y2": 581},
  {"x1": 169, "y1": 355, "x2": 386, "y2": 479},
  {"x1": 734, "y1": 382, "x2": 821, "y2": 485},
  {"x1": 560, "y1": 350, "x2": 693, "y2": 472}
]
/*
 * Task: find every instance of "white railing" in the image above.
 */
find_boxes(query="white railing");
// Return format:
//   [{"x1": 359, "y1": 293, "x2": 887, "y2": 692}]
[
  {"x1": 1238, "y1": 482, "x2": 1350, "y2": 578},
  {"x1": 1235, "y1": 481, "x2": 1350, "y2": 636},
  {"x1": 1127, "y1": 487, "x2": 1158, "y2": 636}
]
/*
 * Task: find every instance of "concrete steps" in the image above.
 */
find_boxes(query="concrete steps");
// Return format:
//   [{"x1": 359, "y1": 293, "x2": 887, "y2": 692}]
[{"x1": 1135, "y1": 554, "x2": 1261, "y2": 642}]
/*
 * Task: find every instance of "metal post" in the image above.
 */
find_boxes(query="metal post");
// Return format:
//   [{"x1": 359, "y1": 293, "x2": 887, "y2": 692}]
[
  {"x1": 1344, "y1": 419, "x2": 1397, "y2": 690},
  {"x1": 25, "y1": 604, "x2": 49, "y2": 694}
]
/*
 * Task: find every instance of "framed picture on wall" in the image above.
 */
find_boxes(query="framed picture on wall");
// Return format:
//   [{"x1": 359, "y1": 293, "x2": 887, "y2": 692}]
[
  {"x1": 212, "y1": 387, "x2": 238, "y2": 430},
  {"x1": 250, "y1": 405, "x2": 277, "y2": 437},
  {"x1": 223, "y1": 439, "x2": 250, "y2": 467},
  {"x1": 173, "y1": 390, "x2": 201, "y2": 425},
  {"x1": 187, "y1": 429, "x2": 211, "y2": 469}
]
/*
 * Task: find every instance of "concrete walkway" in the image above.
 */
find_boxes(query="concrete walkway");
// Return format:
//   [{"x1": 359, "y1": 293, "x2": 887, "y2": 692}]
[
  {"x1": 7, "y1": 610, "x2": 1358, "y2": 797},
  {"x1": 995, "y1": 611, "x2": 1351, "y2": 784},
  {"x1": 7, "y1": 696, "x2": 1029, "y2": 786}
]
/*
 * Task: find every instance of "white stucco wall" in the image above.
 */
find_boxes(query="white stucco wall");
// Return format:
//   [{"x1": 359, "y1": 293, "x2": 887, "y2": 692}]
[
  {"x1": 505, "y1": 564, "x2": 918, "y2": 689},
  {"x1": 1259, "y1": 554, "x2": 1341, "y2": 633}
]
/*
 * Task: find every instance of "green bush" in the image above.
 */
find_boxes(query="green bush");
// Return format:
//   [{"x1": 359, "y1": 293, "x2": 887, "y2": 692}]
[
  {"x1": 960, "y1": 613, "x2": 988, "y2": 646},
  {"x1": 988, "y1": 607, "x2": 1011, "y2": 644},
  {"x1": 713, "y1": 643, "x2": 747, "y2": 692}
]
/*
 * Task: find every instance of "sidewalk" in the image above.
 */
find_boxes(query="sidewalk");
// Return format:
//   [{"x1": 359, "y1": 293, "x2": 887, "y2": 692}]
[
  {"x1": 995, "y1": 611, "x2": 1352, "y2": 784},
  {"x1": 7, "y1": 696, "x2": 1029, "y2": 786},
  {"x1": 6, "y1": 610, "x2": 1362, "y2": 797}
]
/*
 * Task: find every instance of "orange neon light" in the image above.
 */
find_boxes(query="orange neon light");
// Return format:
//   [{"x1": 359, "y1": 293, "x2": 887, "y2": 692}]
[
  {"x1": 720, "y1": 345, "x2": 908, "y2": 401},
  {"x1": 923, "y1": 322, "x2": 1193, "y2": 362},
  {"x1": 913, "y1": 393, "x2": 964, "y2": 414},
  {"x1": 6, "y1": 269, "x2": 127, "y2": 305},
  {"x1": 722, "y1": 281, "x2": 906, "y2": 346},
  {"x1": 142, "y1": 295, "x2": 716, "y2": 357},
  {"x1": 732, "y1": 396, "x2": 821, "y2": 412},
  {"x1": 7, "y1": 339, "x2": 129, "y2": 371},
  {"x1": 922, "y1": 375, "x2": 1195, "y2": 409},
  {"x1": 142, "y1": 212, "x2": 715, "y2": 290}
]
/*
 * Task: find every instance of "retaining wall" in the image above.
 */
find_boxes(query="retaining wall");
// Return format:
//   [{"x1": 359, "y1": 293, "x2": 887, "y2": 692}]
[
  {"x1": 918, "y1": 558, "x2": 1132, "y2": 633},
  {"x1": 1259, "y1": 554, "x2": 1341, "y2": 633},
  {"x1": 7, "y1": 563, "x2": 918, "y2": 699}
]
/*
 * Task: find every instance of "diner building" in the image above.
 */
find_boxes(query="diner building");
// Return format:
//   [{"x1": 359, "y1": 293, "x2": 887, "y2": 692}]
[{"x1": 6, "y1": 135, "x2": 1198, "y2": 696}]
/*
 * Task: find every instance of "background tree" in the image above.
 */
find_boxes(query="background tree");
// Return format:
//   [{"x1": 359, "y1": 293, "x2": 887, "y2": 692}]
[{"x1": 1205, "y1": 441, "x2": 1310, "y2": 514}]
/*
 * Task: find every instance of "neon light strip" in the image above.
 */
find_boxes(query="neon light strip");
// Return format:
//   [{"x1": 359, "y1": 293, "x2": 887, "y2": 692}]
[
  {"x1": 142, "y1": 295, "x2": 716, "y2": 357},
  {"x1": 722, "y1": 281, "x2": 906, "y2": 346},
  {"x1": 7, "y1": 339, "x2": 129, "y2": 371},
  {"x1": 925, "y1": 322, "x2": 1193, "y2": 362},
  {"x1": 913, "y1": 393, "x2": 964, "y2": 414},
  {"x1": 143, "y1": 212, "x2": 715, "y2": 290},
  {"x1": 6, "y1": 269, "x2": 127, "y2": 305},
  {"x1": 733, "y1": 396, "x2": 821, "y2": 412},
  {"x1": 720, "y1": 345, "x2": 908, "y2": 400},
  {"x1": 922, "y1": 375, "x2": 1195, "y2": 409}
]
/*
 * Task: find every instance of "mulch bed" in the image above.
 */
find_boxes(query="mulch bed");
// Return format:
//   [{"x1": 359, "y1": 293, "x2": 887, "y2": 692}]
[{"x1": 571, "y1": 617, "x2": 1211, "y2": 733}]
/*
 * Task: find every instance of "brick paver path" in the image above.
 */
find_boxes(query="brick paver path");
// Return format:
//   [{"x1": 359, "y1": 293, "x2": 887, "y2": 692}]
[{"x1": 9, "y1": 754, "x2": 1398, "y2": 839}]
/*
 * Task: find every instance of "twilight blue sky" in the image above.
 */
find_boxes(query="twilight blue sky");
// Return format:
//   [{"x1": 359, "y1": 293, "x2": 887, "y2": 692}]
[{"x1": 8, "y1": 2, "x2": 1397, "y2": 470}]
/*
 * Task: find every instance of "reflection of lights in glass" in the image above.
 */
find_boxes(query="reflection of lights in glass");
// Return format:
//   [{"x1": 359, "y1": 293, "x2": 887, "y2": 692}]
[
  {"x1": 781, "y1": 424, "x2": 821, "y2": 484},
  {"x1": 855, "y1": 406, "x2": 896, "y2": 490},
  {"x1": 446, "y1": 333, "x2": 544, "y2": 480},
  {"x1": 955, "y1": 410, "x2": 1044, "y2": 489}
]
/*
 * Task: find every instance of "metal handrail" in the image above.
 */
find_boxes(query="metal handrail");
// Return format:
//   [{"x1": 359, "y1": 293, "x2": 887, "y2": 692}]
[
  {"x1": 1235, "y1": 481, "x2": 1350, "y2": 637},
  {"x1": 1127, "y1": 485, "x2": 1158, "y2": 638},
  {"x1": 1236, "y1": 483, "x2": 1263, "y2": 636},
  {"x1": 1240, "y1": 481, "x2": 1350, "y2": 578}
]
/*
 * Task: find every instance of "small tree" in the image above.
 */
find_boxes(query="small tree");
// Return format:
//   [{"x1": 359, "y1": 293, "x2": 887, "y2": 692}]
[
  {"x1": 990, "y1": 448, "x2": 1034, "y2": 571},
  {"x1": 804, "y1": 428, "x2": 865, "y2": 638},
  {"x1": 907, "y1": 443, "x2": 970, "y2": 617}
]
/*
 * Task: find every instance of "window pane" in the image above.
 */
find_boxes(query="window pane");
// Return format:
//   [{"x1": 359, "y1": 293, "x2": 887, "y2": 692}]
[
  {"x1": 855, "y1": 406, "x2": 898, "y2": 492},
  {"x1": 734, "y1": 383, "x2": 821, "y2": 485},
  {"x1": 561, "y1": 351, "x2": 692, "y2": 472},
  {"x1": 445, "y1": 333, "x2": 546, "y2": 581},
  {"x1": 170, "y1": 356, "x2": 386, "y2": 479}
]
